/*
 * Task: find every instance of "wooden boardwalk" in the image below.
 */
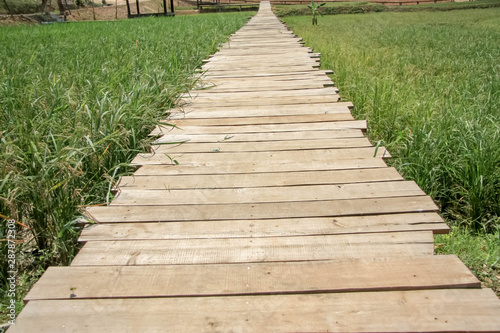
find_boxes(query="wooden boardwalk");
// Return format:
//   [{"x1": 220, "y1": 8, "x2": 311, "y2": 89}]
[{"x1": 11, "y1": 2, "x2": 500, "y2": 332}]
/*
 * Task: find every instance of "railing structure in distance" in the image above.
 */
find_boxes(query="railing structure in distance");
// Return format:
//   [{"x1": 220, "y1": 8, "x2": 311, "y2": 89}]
[{"x1": 125, "y1": 0, "x2": 175, "y2": 18}]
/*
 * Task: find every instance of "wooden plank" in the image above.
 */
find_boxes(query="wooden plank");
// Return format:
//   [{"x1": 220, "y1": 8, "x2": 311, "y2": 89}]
[
  {"x1": 152, "y1": 121, "x2": 366, "y2": 136},
  {"x1": 206, "y1": 52, "x2": 318, "y2": 61},
  {"x1": 131, "y1": 158, "x2": 388, "y2": 175},
  {"x1": 117, "y1": 167, "x2": 403, "y2": 190},
  {"x1": 204, "y1": 63, "x2": 320, "y2": 71},
  {"x1": 132, "y1": 147, "x2": 390, "y2": 166},
  {"x1": 154, "y1": 129, "x2": 364, "y2": 143},
  {"x1": 203, "y1": 69, "x2": 330, "y2": 78},
  {"x1": 111, "y1": 181, "x2": 424, "y2": 206},
  {"x1": 200, "y1": 65, "x2": 322, "y2": 74},
  {"x1": 197, "y1": 76, "x2": 333, "y2": 87},
  {"x1": 71, "y1": 231, "x2": 435, "y2": 266},
  {"x1": 24, "y1": 256, "x2": 478, "y2": 301},
  {"x1": 199, "y1": 72, "x2": 330, "y2": 81},
  {"x1": 181, "y1": 94, "x2": 341, "y2": 107},
  {"x1": 201, "y1": 63, "x2": 320, "y2": 71},
  {"x1": 198, "y1": 74, "x2": 331, "y2": 83},
  {"x1": 168, "y1": 102, "x2": 353, "y2": 119},
  {"x1": 183, "y1": 87, "x2": 339, "y2": 100},
  {"x1": 203, "y1": 60, "x2": 318, "y2": 67},
  {"x1": 166, "y1": 113, "x2": 354, "y2": 127},
  {"x1": 13, "y1": 289, "x2": 500, "y2": 333},
  {"x1": 202, "y1": 57, "x2": 320, "y2": 65},
  {"x1": 152, "y1": 137, "x2": 371, "y2": 153},
  {"x1": 85, "y1": 196, "x2": 439, "y2": 223},
  {"x1": 195, "y1": 81, "x2": 333, "y2": 93},
  {"x1": 79, "y1": 212, "x2": 448, "y2": 242}
]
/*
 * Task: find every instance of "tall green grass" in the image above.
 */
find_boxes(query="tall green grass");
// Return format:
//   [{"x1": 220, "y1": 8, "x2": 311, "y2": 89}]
[
  {"x1": 0, "y1": 12, "x2": 251, "y2": 318},
  {"x1": 283, "y1": 8, "x2": 500, "y2": 294},
  {"x1": 283, "y1": 8, "x2": 500, "y2": 230}
]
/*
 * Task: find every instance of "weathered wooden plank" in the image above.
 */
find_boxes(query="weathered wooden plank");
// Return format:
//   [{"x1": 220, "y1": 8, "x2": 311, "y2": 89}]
[
  {"x1": 200, "y1": 65, "x2": 322, "y2": 74},
  {"x1": 168, "y1": 102, "x2": 352, "y2": 119},
  {"x1": 208, "y1": 47, "x2": 314, "y2": 54},
  {"x1": 183, "y1": 87, "x2": 339, "y2": 100},
  {"x1": 111, "y1": 181, "x2": 424, "y2": 206},
  {"x1": 79, "y1": 212, "x2": 447, "y2": 242},
  {"x1": 71, "y1": 231, "x2": 435, "y2": 266},
  {"x1": 13, "y1": 289, "x2": 500, "y2": 333},
  {"x1": 202, "y1": 57, "x2": 319, "y2": 65},
  {"x1": 213, "y1": 49, "x2": 314, "y2": 57},
  {"x1": 198, "y1": 74, "x2": 331, "y2": 83},
  {"x1": 217, "y1": 42, "x2": 307, "y2": 49},
  {"x1": 197, "y1": 76, "x2": 333, "y2": 88},
  {"x1": 132, "y1": 147, "x2": 389, "y2": 166},
  {"x1": 199, "y1": 72, "x2": 330, "y2": 81},
  {"x1": 153, "y1": 121, "x2": 366, "y2": 136},
  {"x1": 153, "y1": 137, "x2": 371, "y2": 153},
  {"x1": 196, "y1": 81, "x2": 333, "y2": 93},
  {"x1": 132, "y1": 158, "x2": 388, "y2": 175},
  {"x1": 167, "y1": 113, "x2": 354, "y2": 127},
  {"x1": 85, "y1": 196, "x2": 439, "y2": 223},
  {"x1": 201, "y1": 63, "x2": 320, "y2": 71},
  {"x1": 117, "y1": 167, "x2": 403, "y2": 190},
  {"x1": 205, "y1": 57, "x2": 320, "y2": 66},
  {"x1": 25, "y1": 256, "x2": 478, "y2": 301},
  {"x1": 182, "y1": 94, "x2": 341, "y2": 107},
  {"x1": 154, "y1": 129, "x2": 363, "y2": 143},
  {"x1": 203, "y1": 69, "x2": 330, "y2": 78}
]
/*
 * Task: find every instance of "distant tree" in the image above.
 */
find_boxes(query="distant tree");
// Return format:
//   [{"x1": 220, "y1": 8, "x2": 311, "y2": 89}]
[
  {"x1": 2, "y1": 0, "x2": 11, "y2": 13},
  {"x1": 56, "y1": 0, "x2": 64, "y2": 13},
  {"x1": 40, "y1": 0, "x2": 51, "y2": 13}
]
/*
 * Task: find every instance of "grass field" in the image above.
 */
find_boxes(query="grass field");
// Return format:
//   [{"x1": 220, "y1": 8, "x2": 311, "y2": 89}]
[
  {"x1": 273, "y1": 0, "x2": 500, "y2": 17},
  {"x1": 0, "y1": 12, "x2": 252, "y2": 322},
  {"x1": 282, "y1": 7, "x2": 500, "y2": 294}
]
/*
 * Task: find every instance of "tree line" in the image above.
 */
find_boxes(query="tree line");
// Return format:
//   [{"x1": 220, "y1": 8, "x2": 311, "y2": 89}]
[{"x1": 1, "y1": 0, "x2": 108, "y2": 15}]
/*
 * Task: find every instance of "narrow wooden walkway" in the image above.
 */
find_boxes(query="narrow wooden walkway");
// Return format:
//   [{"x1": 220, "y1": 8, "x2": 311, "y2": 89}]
[{"x1": 11, "y1": 2, "x2": 500, "y2": 332}]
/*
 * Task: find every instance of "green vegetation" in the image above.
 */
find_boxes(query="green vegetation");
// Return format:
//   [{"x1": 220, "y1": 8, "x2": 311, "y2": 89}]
[
  {"x1": 436, "y1": 227, "x2": 499, "y2": 294},
  {"x1": 0, "y1": 0, "x2": 40, "y2": 14},
  {"x1": 274, "y1": 1, "x2": 383, "y2": 17},
  {"x1": 273, "y1": 0, "x2": 500, "y2": 17},
  {"x1": 307, "y1": 1, "x2": 326, "y2": 25},
  {"x1": 0, "y1": 12, "x2": 252, "y2": 322},
  {"x1": 282, "y1": 8, "x2": 500, "y2": 292}
]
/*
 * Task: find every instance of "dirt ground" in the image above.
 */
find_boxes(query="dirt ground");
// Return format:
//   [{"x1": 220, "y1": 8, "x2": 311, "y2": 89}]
[{"x1": 62, "y1": 0, "x2": 198, "y2": 21}]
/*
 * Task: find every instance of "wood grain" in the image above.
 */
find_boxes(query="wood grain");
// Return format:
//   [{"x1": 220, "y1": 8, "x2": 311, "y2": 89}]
[
  {"x1": 13, "y1": 289, "x2": 500, "y2": 333},
  {"x1": 25, "y1": 256, "x2": 478, "y2": 301}
]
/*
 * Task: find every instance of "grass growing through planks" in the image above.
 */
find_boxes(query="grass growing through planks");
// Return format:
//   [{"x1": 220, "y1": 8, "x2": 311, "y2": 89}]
[
  {"x1": 282, "y1": 8, "x2": 500, "y2": 293},
  {"x1": 0, "y1": 12, "x2": 252, "y2": 322}
]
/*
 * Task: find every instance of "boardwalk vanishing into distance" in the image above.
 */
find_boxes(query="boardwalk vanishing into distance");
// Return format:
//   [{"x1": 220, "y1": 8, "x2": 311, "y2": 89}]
[{"x1": 10, "y1": 2, "x2": 500, "y2": 332}]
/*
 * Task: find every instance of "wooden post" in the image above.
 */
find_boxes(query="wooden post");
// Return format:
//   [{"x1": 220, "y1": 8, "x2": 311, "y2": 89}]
[
  {"x1": 115, "y1": 0, "x2": 118, "y2": 19},
  {"x1": 125, "y1": 0, "x2": 131, "y2": 17},
  {"x1": 136, "y1": 0, "x2": 140, "y2": 16}
]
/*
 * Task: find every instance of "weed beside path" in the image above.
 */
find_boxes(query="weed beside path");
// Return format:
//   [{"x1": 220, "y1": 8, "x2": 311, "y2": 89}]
[
  {"x1": 282, "y1": 8, "x2": 500, "y2": 294},
  {"x1": 0, "y1": 12, "x2": 252, "y2": 323}
]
